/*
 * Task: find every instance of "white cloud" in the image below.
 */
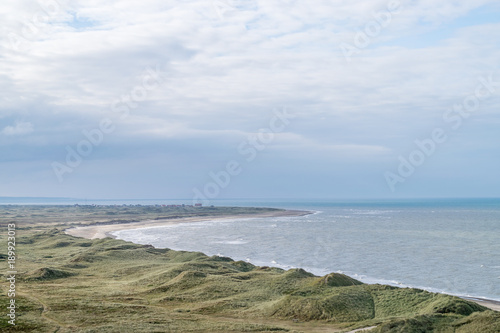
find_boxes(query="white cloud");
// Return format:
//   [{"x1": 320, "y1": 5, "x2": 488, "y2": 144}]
[
  {"x1": 0, "y1": 0, "x2": 499, "y2": 197},
  {"x1": 1, "y1": 121, "x2": 34, "y2": 136}
]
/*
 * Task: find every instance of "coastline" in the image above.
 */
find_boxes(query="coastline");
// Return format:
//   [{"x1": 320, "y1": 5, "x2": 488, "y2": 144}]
[
  {"x1": 65, "y1": 209, "x2": 311, "y2": 239},
  {"x1": 64, "y1": 209, "x2": 499, "y2": 313},
  {"x1": 462, "y1": 297, "x2": 500, "y2": 312}
]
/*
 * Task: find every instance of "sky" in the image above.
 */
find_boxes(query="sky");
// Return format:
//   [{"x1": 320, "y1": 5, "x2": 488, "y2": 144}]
[{"x1": 1, "y1": 0, "x2": 500, "y2": 201}]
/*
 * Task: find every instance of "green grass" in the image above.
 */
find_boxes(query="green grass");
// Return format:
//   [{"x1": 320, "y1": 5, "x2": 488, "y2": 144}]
[{"x1": 0, "y1": 205, "x2": 498, "y2": 332}]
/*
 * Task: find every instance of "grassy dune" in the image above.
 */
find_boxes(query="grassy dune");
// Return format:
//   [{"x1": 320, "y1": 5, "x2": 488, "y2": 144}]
[
  {"x1": 0, "y1": 206, "x2": 499, "y2": 332},
  {"x1": 0, "y1": 205, "x2": 286, "y2": 226}
]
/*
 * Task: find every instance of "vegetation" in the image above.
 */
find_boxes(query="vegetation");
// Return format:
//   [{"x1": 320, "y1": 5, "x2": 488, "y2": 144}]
[
  {"x1": 0, "y1": 204, "x2": 285, "y2": 227},
  {"x1": 0, "y1": 206, "x2": 498, "y2": 332}
]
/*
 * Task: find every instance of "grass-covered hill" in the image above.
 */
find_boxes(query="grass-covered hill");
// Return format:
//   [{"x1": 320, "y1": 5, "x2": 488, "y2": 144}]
[{"x1": 0, "y1": 206, "x2": 499, "y2": 332}]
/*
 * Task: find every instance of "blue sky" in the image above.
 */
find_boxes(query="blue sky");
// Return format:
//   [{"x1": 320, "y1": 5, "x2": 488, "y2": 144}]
[{"x1": 1, "y1": 0, "x2": 499, "y2": 200}]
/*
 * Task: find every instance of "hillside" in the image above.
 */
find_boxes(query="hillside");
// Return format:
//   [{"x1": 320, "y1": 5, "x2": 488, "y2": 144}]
[{"x1": 0, "y1": 206, "x2": 499, "y2": 332}]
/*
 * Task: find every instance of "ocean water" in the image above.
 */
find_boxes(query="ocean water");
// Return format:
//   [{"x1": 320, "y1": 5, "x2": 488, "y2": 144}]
[{"x1": 112, "y1": 199, "x2": 500, "y2": 302}]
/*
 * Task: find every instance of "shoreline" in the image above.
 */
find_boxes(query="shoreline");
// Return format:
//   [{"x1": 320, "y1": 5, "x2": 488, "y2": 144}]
[
  {"x1": 462, "y1": 297, "x2": 500, "y2": 312},
  {"x1": 64, "y1": 209, "x2": 499, "y2": 312},
  {"x1": 65, "y1": 209, "x2": 312, "y2": 240}
]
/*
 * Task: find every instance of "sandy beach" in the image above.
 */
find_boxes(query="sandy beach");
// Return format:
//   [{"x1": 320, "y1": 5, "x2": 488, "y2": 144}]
[
  {"x1": 462, "y1": 297, "x2": 500, "y2": 312},
  {"x1": 65, "y1": 209, "x2": 311, "y2": 240}
]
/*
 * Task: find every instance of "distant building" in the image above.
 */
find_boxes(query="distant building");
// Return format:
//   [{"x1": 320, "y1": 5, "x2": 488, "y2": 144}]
[{"x1": 194, "y1": 203, "x2": 202, "y2": 207}]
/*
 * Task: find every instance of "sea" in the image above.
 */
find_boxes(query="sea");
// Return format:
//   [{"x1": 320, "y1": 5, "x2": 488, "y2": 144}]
[{"x1": 3, "y1": 197, "x2": 499, "y2": 302}]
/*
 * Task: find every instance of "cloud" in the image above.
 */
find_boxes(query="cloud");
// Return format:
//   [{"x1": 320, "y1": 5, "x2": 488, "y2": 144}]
[
  {"x1": 0, "y1": 0, "x2": 499, "y2": 198},
  {"x1": 2, "y1": 121, "x2": 34, "y2": 136}
]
